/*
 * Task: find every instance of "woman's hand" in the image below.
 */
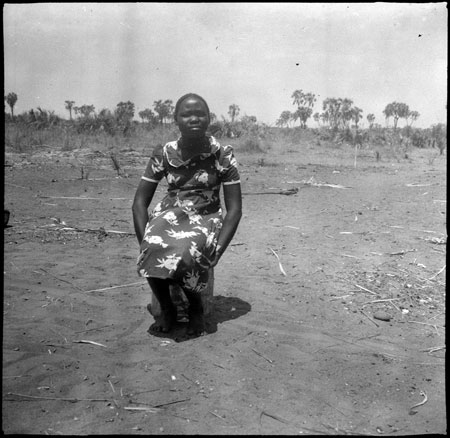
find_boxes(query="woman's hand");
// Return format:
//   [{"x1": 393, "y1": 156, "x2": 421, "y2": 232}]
[
  {"x1": 208, "y1": 184, "x2": 242, "y2": 268},
  {"x1": 209, "y1": 252, "x2": 221, "y2": 268}
]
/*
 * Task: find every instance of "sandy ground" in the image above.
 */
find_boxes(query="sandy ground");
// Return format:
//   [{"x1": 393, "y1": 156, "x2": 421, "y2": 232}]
[{"x1": 3, "y1": 142, "x2": 446, "y2": 435}]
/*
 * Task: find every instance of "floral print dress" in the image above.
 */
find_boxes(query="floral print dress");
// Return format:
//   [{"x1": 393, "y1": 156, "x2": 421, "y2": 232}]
[{"x1": 137, "y1": 136, "x2": 240, "y2": 293}]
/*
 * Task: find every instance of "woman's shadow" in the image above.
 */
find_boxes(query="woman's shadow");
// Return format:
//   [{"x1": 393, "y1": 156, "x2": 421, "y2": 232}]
[{"x1": 148, "y1": 295, "x2": 251, "y2": 342}]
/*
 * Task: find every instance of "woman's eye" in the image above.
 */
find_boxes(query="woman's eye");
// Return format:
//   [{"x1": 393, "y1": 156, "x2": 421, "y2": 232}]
[{"x1": 179, "y1": 112, "x2": 206, "y2": 119}]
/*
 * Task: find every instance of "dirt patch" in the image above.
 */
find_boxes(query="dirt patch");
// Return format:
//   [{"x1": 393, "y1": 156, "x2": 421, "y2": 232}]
[{"x1": 3, "y1": 144, "x2": 446, "y2": 434}]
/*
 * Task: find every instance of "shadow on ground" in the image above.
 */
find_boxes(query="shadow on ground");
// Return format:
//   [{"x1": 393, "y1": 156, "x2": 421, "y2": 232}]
[{"x1": 147, "y1": 295, "x2": 251, "y2": 342}]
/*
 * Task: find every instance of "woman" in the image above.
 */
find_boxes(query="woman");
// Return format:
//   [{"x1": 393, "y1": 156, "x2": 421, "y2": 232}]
[{"x1": 132, "y1": 93, "x2": 242, "y2": 336}]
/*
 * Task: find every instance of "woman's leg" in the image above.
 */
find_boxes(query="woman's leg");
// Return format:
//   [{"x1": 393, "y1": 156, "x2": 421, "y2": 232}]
[
  {"x1": 147, "y1": 277, "x2": 176, "y2": 332},
  {"x1": 182, "y1": 288, "x2": 205, "y2": 336}
]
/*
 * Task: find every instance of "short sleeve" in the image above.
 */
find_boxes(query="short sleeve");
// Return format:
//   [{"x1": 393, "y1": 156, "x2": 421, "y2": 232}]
[
  {"x1": 219, "y1": 145, "x2": 240, "y2": 185},
  {"x1": 142, "y1": 144, "x2": 165, "y2": 183}
]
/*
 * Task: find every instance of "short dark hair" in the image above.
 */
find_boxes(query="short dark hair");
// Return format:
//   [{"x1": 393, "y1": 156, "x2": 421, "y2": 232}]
[{"x1": 174, "y1": 93, "x2": 211, "y2": 122}]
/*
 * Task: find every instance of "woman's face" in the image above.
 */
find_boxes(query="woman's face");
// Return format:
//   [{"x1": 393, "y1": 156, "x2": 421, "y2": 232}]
[{"x1": 176, "y1": 97, "x2": 210, "y2": 139}]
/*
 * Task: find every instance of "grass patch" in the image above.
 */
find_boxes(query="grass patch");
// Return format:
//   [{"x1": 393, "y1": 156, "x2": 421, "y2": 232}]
[{"x1": 235, "y1": 136, "x2": 266, "y2": 154}]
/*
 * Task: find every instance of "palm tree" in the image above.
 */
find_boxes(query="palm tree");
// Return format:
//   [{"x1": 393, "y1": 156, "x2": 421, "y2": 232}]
[
  {"x1": 406, "y1": 110, "x2": 420, "y2": 127},
  {"x1": 276, "y1": 110, "x2": 292, "y2": 128},
  {"x1": 295, "y1": 107, "x2": 313, "y2": 129},
  {"x1": 228, "y1": 104, "x2": 240, "y2": 123},
  {"x1": 292, "y1": 90, "x2": 316, "y2": 108},
  {"x1": 5, "y1": 92, "x2": 18, "y2": 117},
  {"x1": 291, "y1": 90, "x2": 316, "y2": 127},
  {"x1": 291, "y1": 89, "x2": 304, "y2": 107},
  {"x1": 351, "y1": 106, "x2": 363, "y2": 129},
  {"x1": 383, "y1": 102, "x2": 410, "y2": 130},
  {"x1": 340, "y1": 98, "x2": 354, "y2": 129},
  {"x1": 65, "y1": 100, "x2": 75, "y2": 120},
  {"x1": 322, "y1": 98, "x2": 341, "y2": 130},
  {"x1": 304, "y1": 92, "x2": 317, "y2": 108}
]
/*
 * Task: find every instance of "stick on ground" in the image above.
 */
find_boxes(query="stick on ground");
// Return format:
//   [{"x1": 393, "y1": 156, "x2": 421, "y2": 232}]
[
  {"x1": 269, "y1": 247, "x2": 287, "y2": 276},
  {"x1": 84, "y1": 281, "x2": 146, "y2": 293},
  {"x1": 6, "y1": 392, "x2": 108, "y2": 402},
  {"x1": 354, "y1": 284, "x2": 378, "y2": 296}
]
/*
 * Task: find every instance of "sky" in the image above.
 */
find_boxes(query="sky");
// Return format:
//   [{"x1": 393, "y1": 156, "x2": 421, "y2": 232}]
[{"x1": 3, "y1": 2, "x2": 448, "y2": 128}]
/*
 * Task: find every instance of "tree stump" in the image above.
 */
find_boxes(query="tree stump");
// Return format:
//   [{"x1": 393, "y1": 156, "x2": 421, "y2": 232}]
[{"x1": 149, "y1": 269, "x2": 214, "y2": 320}]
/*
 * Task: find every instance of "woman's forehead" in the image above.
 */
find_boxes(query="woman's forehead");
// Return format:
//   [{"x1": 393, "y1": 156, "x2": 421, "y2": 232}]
[{"x1": 179, "y1": 96, "x2": 208, "y2": 109}]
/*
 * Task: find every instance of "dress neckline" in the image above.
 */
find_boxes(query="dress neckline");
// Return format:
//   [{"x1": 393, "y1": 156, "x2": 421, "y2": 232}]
[
  {"x1": 165, "y1": 136, "x2": 220, "y2": 168},
  {"x1": 178, "y1": 137, "x2": 211, "y2": 161}
]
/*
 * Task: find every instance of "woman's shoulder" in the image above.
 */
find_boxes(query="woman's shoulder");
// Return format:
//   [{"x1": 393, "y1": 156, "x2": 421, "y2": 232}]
[
  {"x1": 209, "y1": 136, "x2": 234, "y2": 156},
  {"x1": 149, "y1": 140, "x2": 178, "y2": 162}
]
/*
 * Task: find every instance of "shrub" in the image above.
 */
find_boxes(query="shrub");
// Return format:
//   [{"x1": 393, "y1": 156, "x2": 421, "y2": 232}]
[{"x1": 238, "y1": 136, "x2": 265, "y2": 153}]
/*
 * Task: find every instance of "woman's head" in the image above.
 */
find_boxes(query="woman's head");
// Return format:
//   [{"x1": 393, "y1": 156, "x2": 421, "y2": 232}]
[{"x1": 174, "y1": 93, "x2": 211, "y2": 139}]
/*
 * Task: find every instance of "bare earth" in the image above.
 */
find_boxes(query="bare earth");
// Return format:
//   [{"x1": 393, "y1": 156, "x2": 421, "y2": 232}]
[{"x1": 3, "y1": 142, "x2": 446, "y2": 435}]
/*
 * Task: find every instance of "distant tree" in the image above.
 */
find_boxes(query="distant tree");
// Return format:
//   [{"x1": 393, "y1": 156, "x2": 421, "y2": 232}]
[
  {"x1": 406, "y1": 110, "x2": 420, "y2": 127},
  {"x1": 98, "y1": 108, "x2": 113, "y2": 118},
  {"x1": 115, "y1": 101, "x2": 135, "y2": 122},
  {"x1": 293, "y1": 107, "x2": 313, "y2": 129},
  {"x1": 138, "y1": 108, "x2": 157, "y2": 124},
  {"x1": 74, "y1": 104, "x2": 95, "y2": 118},
  {"x1": 240, "y1": 115, "x2": 257, "y2": 126},
  {"x1": 291, "y1": 89, "x2": 302, "y2": 107},
  {"x1": 65, "y1": 100, "x2": 75, "y2": 120},
  {"x1": 209, "y1": 112, "x2": 217, "y2": 123},
  {"x1": 291, "y1": 89, "x2": 316, "y2": 108},
  {"x1": 339, "y1": 98, "x2": 354, "y2": 128},
  {"x1": 367, "y1": 113, "x2": 375, "y2": 129},
  {"x1": 153, "y1": 99, "x2": 174, "y2": 124},
  {"x1": 291, "y1": 89, "x2": 316, "y2": 127},
  {"x1": 321, "y1": 97, "x2": 364, "y2": 132},
  {"x1": 383, "y1": 102, "x2": 410, "y2": 129},
  {"x1": 115, "y1": 101, "x2": 135, "y2": 134},
  {"x1": 5, "y1": 92, "x2": 18, "y2": 117},
  {"x1": 321, "y1": 97, "x2": 342, "y2": 130},
  {"x1": 320, "y1": 112, "x2": 330, "y2": 126},
  {"x1": 313, "y1": 112, "x2": 321, "y2": 126},
  {"x1": 410, "y1": 129, "x2": 428, "y2": 148},
  {"x1": 238, "y1": 115, "x2": 258, "y2": 135},
  {"x1": 430, "y1": 123, "x2": 447, "y2": 155},
  {"x1": 97, "y1": 108, "x2": 116, "y2": 135},
  {"x1": 228, "y1": 104, "x2": 240, "y2": 123},
  {"x1": 276, "y1": 110, "x2": 292, "y2": 128},
  {"x1": 351, "y1": 106, "x2": 363, "y2": 129}
]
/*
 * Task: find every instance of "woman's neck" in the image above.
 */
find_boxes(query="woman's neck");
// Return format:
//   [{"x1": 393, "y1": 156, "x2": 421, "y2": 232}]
[
  {"x1": 180, "y1": 135, "x2": 208, "y2": 148},
  {"x1": 179, "y1": 136, "x2": 210, "y2": 159}
]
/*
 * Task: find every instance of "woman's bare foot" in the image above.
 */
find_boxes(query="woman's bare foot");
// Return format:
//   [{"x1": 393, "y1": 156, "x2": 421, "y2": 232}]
[
  {"x1": 148, "y1": 305, "x2": 177, "y2": 333},
  {"x1": 187, "y1": 308, "x2": 205, "y2": 336}
]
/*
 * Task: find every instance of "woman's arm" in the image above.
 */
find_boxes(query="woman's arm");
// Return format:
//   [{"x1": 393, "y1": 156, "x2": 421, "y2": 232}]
[
  {"x1": 132, "y1": 180, "x2": 158, "y2": 245},
  {"x1": 210, "y1": 183, "x2": 242, "y2": 267}
]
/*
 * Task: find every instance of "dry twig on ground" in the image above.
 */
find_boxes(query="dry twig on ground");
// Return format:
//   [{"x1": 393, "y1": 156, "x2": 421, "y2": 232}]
[{"x1": 269, "y1": 247, "x2": 287, "y2": 276}]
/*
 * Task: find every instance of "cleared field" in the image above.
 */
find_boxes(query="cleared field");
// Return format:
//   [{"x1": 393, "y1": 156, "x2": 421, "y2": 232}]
[{"x1": 3, "y1": 137, "x2": 446, "y2": 435}]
